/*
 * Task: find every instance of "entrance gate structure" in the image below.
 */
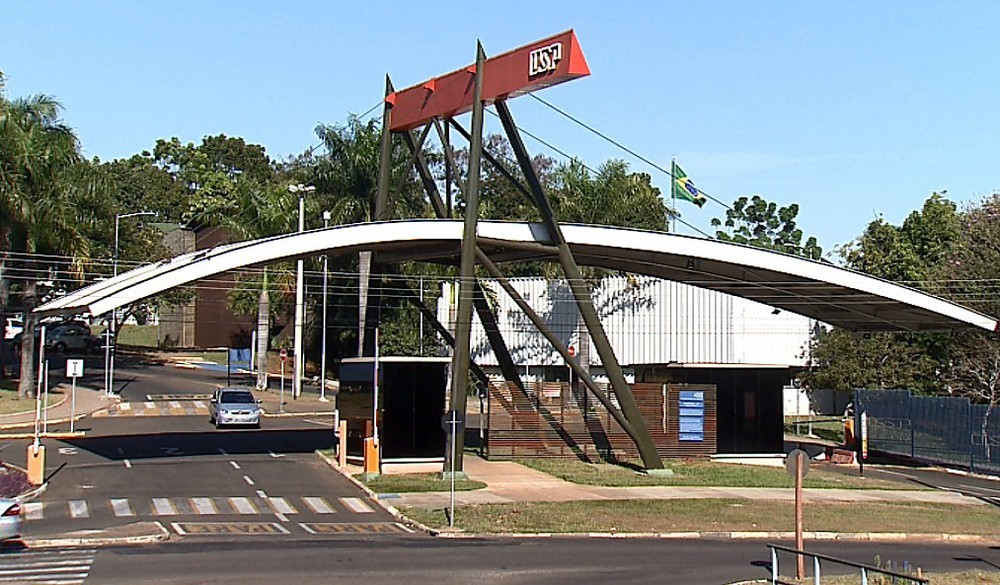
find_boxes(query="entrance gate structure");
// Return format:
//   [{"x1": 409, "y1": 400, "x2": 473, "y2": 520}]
[{"x1": 367, "y1": 31, "x2": 665, "y2": 472}]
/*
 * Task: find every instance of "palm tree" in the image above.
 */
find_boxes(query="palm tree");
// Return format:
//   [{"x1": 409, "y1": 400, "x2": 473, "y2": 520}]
[{"x1": 0, "y1": 93, "x2": 104, "y2": 396}]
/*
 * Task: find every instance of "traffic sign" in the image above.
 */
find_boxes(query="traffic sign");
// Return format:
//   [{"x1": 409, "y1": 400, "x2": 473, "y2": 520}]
[
  {"x1": 568, "y1": 345, "x2": 576, "y2": 357},
  {"x1": 785, "y1": 449, "x2": 810, "y2": 479},
  {"x1": 279, "y1": 348, "x2": 288, "y2": 362},
  {"x1": 66, "y1": 359, "x2": 84, "y2": 378},
  {"x1": 441, "y1": 410, "x2": 465, "y2": 434}
]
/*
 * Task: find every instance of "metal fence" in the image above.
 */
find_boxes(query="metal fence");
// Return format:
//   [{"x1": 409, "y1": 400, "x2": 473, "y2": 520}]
[{"x1": 856, "y1": 388, "x2": 1000, "y2": 476}]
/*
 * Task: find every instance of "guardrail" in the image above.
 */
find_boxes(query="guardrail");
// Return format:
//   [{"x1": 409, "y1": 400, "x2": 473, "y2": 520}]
[{"x1": 767, "y1": 543, "x2": 928, "y2": 585}]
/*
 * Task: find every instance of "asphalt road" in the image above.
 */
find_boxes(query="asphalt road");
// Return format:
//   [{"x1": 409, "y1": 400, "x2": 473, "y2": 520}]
[{"x1": 75, "y1": 536, "x2": 1000, "y2": 584}]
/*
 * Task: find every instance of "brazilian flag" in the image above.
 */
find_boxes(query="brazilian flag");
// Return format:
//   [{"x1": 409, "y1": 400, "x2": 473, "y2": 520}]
[{"x1": 672, "y1": 161, "x2": 707, "y2": 208}]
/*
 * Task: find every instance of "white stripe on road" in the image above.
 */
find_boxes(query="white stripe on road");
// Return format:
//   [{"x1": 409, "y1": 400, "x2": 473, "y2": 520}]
[
  {"x1": 255, "y1": 490, "x2": 267, "y2": 498},
  {"x1": 124, "y1": 459, "x2": 132, "y2": 468},
  {"x1": 68, "y1": 500, "x2": 89, "y2": 519},
  {"x1": 144, "y1": 401, "x2": 155, "y2": 409},
  {"x1": 191, "y1": 498, "x2": 218, "y2": 515},
  {"x1": 230, "y1": 497, "x2": 258, "y2": 514},
  {"x1": 169, "y1": 401, "x2": 182, "y2": 409},
  {"x1": 110, "y1": 499, "x2": 134, "y2": 517},
  {"x1": 340, "y1": 497, "x2": 374, "y2": 514},
  {"x1": 267, "y1": 497, "x2": 297, "y2": 515},
  {"x1": 194, "y1": 401, "x2": 206, "y2": 409},
  {"x1": 152, "y1": 498, "x2": 177, "y2": 516},
  {"x1": 230, "y1": 461, "x2": 241, "y2": 470},
  {"x1": 23, "y1": 502, "x2": 43, "y2": 520},
  {"x1": 118, "y1": 402, "x2": 132, "y2": 411},
  {"x1": 302, "y1": 497, "x2": 336, "y2": 514},
  {"x1": 243, "y1": 475, "x2": 255, "y2": 486}
]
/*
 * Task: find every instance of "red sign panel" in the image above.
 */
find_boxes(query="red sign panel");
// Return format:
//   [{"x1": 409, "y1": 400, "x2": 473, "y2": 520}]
[{"x1": 386, "y1": 30, "x2": 590, "y2": 132}]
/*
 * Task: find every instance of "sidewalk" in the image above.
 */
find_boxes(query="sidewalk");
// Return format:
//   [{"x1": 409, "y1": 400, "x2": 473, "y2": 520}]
[
  {"x1": 367, "y1": 456, "x2": 985, "y2": 508},
  {"x1": 0, "y1": 382, "x2": 111, "y2": 432}
]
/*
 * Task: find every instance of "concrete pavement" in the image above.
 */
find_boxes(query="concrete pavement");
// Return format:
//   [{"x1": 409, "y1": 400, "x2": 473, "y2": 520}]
[{"x1": 0, "y1": 382, "x2": 112, "y2": 433}]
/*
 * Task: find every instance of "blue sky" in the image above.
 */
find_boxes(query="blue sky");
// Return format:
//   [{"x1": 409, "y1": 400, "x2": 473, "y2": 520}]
[{"x1": 4, "y1": 1, "x2": 998, "y2": 253}]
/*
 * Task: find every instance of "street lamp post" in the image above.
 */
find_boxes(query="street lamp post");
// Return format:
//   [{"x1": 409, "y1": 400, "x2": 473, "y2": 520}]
[
  {"x1": 288, "y1": 184, "x2": 314, "y2": 400},
  {"x1": 107, "y1": 210, "x2": 156, "y2": 397},
  {"x1": 320, "y1": 210, "x2": 331, "y2": 402}
]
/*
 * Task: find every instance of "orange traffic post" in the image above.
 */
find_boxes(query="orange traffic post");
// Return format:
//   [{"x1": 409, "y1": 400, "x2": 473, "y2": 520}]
[
  {"x1": 338, "y1": 420, "x2": 348, "y2": 468},
  {"x1": 27, "y1": 444, "x2": 46, "y2": 486},
  {"x1": 363, "y1": 437, "x2": 380, "y2": 480}
]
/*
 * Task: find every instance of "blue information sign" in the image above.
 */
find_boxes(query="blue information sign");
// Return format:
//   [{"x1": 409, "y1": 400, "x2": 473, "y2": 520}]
[{"x1": 678, "y1": 390, "x2": 705, "y2": 442}]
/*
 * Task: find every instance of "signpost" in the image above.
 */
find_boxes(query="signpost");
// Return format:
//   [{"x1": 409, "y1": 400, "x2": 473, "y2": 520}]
[
  {"x1": 279, "y1": 348, "x2": 288, "y2": 414},
  {"x1": 785, "y1": 448, "x2": 810, "y2": 580},
  {"x1": 441, "y1": 410, "x2": 465, "y2": 527},
  {"x1": 66, "y1": 359, "x2": 84, "y2": 433}
]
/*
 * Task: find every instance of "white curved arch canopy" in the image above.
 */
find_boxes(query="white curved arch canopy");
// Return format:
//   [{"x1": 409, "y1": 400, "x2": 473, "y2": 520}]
[{"x1": 37, "y1": 220, "x2": 997, "y2": 332}]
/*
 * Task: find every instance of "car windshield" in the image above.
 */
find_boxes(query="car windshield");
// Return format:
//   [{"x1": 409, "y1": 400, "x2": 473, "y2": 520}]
[{"x1": 220, "y1": 391, "x2": 255, "y2": 404}]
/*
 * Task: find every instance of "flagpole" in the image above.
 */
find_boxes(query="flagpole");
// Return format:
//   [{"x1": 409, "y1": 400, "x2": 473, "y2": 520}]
[{"x1": 670, "y1": 157, "x2": 677, "y2": 233}]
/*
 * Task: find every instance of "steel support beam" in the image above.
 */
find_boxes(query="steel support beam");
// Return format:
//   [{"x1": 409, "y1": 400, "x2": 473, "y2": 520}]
[
  {"x1": 494, "y1": 100, "x2": 663, "y2": 469},
  {"x1": 446, "y1": 43, "x2": 487, "y2": 473}
]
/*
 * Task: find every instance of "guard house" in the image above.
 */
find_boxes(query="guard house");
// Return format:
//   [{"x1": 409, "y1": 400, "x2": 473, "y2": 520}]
[{"x1": 337, "y1": 357, "x2": 449, "y2": 462}]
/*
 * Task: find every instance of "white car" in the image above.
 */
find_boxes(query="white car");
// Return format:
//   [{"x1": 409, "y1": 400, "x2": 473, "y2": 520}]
[
  {"x1": 209, "y1": 387, "x2": 262, "y2": 429},
  {"x1": 0, "y1": 499, "x2": 22, "y2": 542},
  {"x1": 3, "y1": 318, "x2": 22, "y2": 341}
]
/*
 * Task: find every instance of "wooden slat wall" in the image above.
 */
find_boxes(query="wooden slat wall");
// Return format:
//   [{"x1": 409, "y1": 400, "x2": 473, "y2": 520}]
[{"x1": 486, "y1": 382, "x2": 716, "y2": 461}]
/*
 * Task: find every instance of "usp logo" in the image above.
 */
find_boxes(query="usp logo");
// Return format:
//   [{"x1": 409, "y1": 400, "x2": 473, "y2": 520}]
[{"x1": 529, "y1": 42, "x2": 562, "y2": 77}]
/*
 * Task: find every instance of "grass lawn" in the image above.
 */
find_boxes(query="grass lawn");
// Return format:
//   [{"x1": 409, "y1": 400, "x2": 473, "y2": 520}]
[
  {"x1": 785, "y1": 415, "x2": 845, "y2": 444},
  {"x1": 355, "y1": 472, "x2": 487, "y2": 493},
  {"x1": 0, "y1": 388, "x2": 58, "y2": 416},
  {"x1": 780, "y1": 571, "x2": 999, "y2": 584},
  {"x1": 518, "y1": 459, "x2": 914, "y2": 490},
  {"x1": 402, "y1": 499, "x2": 1000, "y2": 535}
]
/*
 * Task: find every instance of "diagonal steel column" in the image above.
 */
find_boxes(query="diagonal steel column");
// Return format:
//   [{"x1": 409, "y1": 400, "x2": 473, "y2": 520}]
[
  {"x1": 446, "y1": 42, "x2": 487, "y2": 474},
  {"x1": 494, "y1": 100, "x2": 664, "y2": 469}
]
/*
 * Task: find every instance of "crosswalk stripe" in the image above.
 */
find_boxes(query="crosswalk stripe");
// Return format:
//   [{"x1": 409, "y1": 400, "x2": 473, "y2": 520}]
[
  {"x1": 191, "y1": 497, "x2": 218, "y2": 515},
  {"x1": 230, "y1": 497, "x2": 258, "y2": 514},
  {"x1": 340, "y1": 497, "x2": 375, "y2": 514},
  {"x1": 67, "y1": 500, "x2": 89, "y2": 519},
  {"x1": 267, "y1": 497, "x2": 297, "y2": 515},
  {"x1": 169, "y1": 400, "x2": 182, "y2": 409},
  {"x1": 110, "y1": 498, "x2": 134, "y2": 517},
  {"x1": 23, "y1": 502, "x2": 43, "y2": 520},
  {"x1": 144, "y1": 401, "x2": 155, "y2": 409},
  {"x1": 194, "y1": 400, "x2": 206, "y2": 409},
  {"x1": 152, "y1": 498, "x2": 177, "y2": 516},
  {"x1": 119, "y1": 402, "x2": 132, "y2": 411},
  {"x1": 0, "y1": 549, "x2": 97, "y2": 585},
  {"x1": 302, "y1": 497, "x2": 336, "y2": 514}
]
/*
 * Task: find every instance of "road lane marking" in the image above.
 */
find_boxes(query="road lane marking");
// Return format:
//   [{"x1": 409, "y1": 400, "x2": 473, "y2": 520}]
[
  {"x1": 191, "y1": 497, "x2": 219, "y2": 515},
  {"x1": 194, "y1": 401, "x2": 207, "y2": 409},
  {"x1": 230, "y1": 497, "x2": 258, "y2": 514},
  {"x1": 124, "y1": 459, "x2": 132, "y2": 468},
  {"x1": 171, "y1": 522, "x2": 289, "y2": 536},
  {"x1": 268, "y1": 451, "x2": 285, "y2": 458},
  {"x1": 68, "y1": 500, "x2": 89, "y2": 519},
  {"x1": 23, "y1": 502, "x2": 43, "y2": 520},
  {"x1": 274, "y1": 512, "x2": 288, "y2": 522},
  {"x1": 243, "y1": 475, "x2": 255, "y2": 486},
  {"x1": 144, "y1": 401, "x2": 155, "y2": 409},
  {"x1": 302, "y1": 497, "x2": 336, "y2": 514},
  {"x1": 218, "y1": 448, "x2": 228, "y2": 455},
  {"x1": 340, "y1": 497, "x2": 375, "y2": 514},
  {"x1": 110, "y1": 498, "x2": 134, "y2": 517},
  {"x1": 267, "y1": 497, "x2": 297, "y2": 515},
  {"x1": 152, "y1": 498, "x2": 178, "y2": 516},
  {"x1": 118, "y1": 402, "x2": 132, "y2": 411},
  {"x1": 255, "y1": 490, "x2": 267, "y2": 498},
  {"x1": 169, "y1": 400, "x2": 182, "y2": 409},
  {"x1": 298, "y1": 522, "x2": 412, "y2": 534},
  {"x1": 230, "y1": 461, "x2": 241, "y2": 470}
]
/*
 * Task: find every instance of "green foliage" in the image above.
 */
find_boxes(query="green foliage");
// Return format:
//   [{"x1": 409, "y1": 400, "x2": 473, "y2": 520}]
[
  {"x1": 711, "y1": 195, "x2": 822, "y2": 259},
  {"x1": 553, "y1": 159, "x2": 668, "y2": 232}
]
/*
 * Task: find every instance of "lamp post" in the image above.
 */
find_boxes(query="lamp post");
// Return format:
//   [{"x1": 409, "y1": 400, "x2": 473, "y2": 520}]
[
  {"x1": 320, "y1": 210, "x2": 331, "y2": 401},
  {"x1": 288, "y1": 184, "x2": 314, "y2": 400},
  {"x1": 106, "y1": 210, "x2": 156, "y2": 397}
]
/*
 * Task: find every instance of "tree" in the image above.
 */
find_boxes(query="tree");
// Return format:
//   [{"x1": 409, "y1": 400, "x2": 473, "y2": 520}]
[
  {"x1": 711, "y1": 195, "x2": 822, "y2": 260},
  {"x1": 0, "y1": 92, "x2": 110, "y2": 396}
]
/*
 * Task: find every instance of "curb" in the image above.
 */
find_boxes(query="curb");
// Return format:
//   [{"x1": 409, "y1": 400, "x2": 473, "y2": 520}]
[
  {"x1": 4, "y1": 461, "x2": 48, "y2": 504},
  {"x1": 0, "y1": 393, "x2": 71, "y2": 425},
  {"x1": 314, "y1": 450, "x2": 438, "y2": 536},
  {"x1": 0, "y1": 430, "x2": 86, "y2": 439},
  {"x1": 434, "y1": 530, "x2": 999, "y2": 542},
  {"x1": 263, "y1": 410, "x2": 336, "y2": 418},
  {"x1": 24, "y1": 522, "x2": 171, "y2": 549}
]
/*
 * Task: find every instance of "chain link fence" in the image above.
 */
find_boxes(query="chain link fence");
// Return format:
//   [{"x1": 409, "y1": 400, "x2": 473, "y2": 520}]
[{"x1": 856, "y1": 389, "x2": 1000, "y2": 476}]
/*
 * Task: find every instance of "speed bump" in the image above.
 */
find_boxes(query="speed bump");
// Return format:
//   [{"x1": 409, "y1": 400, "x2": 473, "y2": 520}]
[{"x1": 171, "y1": 522, "x2": 290, "y2": 536}]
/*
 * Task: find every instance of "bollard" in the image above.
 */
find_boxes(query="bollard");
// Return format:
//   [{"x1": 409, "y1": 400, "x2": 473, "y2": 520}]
[
  {"x1": 27, "y1": 444, "x2": 46, "y2": 486},
  {"x1": 362, "y1": 437, "x2": 380, "y2": 480},
  {"x1": 338, "y1": 420, "x2": 348, "y2": 468}
]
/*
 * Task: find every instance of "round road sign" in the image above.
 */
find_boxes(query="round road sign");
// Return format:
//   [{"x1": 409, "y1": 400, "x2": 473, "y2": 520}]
[
  {"x1": 785, "y1": 449, "x2": 810, "y2": 479},
  {"x1": 568, "y1": 345, "x2": 576, "y2": 357},
  {"x1": 279, "y1": 348, "x2": 288, "y2": 362}
]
